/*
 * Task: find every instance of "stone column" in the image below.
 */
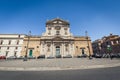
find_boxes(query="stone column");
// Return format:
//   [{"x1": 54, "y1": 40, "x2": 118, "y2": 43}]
[
  {"x1": 51, "y1": 42, "x2": 53, "y2": 57},
  {"x1": 72, "y1": 43, "x2": 75, "y2": 57},
  {"x1": 61, "y1": 43, "x2": 64, "y2": 58},
  {"x1": 40, "y1": 42, "x2": 43, "y2": 55},
  {"x1": 44, "y1": 43, "x2": 47, "y2": 58},
  {"x1": 53, "y1": 43, "x2": 55, "y2": 57},
  {"x1": 69, "y1": 43, "x2": 71, "y2": 55},
  {"x1": 60, "y1": 43, "x2": 62, "y2": 57},
  {"x1": 63, "y1": 42, "x2": 65, "y2": 57}
]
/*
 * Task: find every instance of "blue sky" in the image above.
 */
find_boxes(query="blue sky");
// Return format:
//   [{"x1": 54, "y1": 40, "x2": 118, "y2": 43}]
[{"x1": 0, "y1": 0, "x2": 120, "y2": 41}]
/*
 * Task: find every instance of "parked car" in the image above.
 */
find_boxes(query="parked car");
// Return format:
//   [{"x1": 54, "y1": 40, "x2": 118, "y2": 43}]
[
  {"x1": 102, "y1": 53, "x2": 110, "y2": 58},
  {"x1": 47, "y1": 56, "x2": 54, "y2": 59},
  {"x1": 77, "y1": 54, "x2": 88, "y2": 58},
  {"x1": 28, "y1": 56, "x2": 35, "y2": 59},
  {"x1": 110, "y1": 53, "x2": 120, "y2": 58},
  {"x1": 63, "y1": 54, "x2": 72, "y2": 58},
  {"x1": 17, "y1": 56, "x2": 24, "y2": 59},
  {"x1": 0, "y1": 56, "x2": 6, "y2": 59},
  {"x1": 37, "y1": 55, "x2": 45, "y2": 59},
  {"x1": 95, "y1": 53, "x2": 103, "y2": 58},
  {"x1": 118, "y1": 53, "x2": 120, "y2": 57},
  {"x1": 56, "y1": 55, "x2": 61, "y2": 58},
  {"x1": 6, "y1": 56, "x2": 16, "y2": 60},
  {"x1": 91, "y1": 54, "x2": 96, "y2": 57}
]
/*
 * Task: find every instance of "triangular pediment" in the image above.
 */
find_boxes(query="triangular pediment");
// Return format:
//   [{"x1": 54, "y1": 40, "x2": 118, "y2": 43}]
[
  {"x1": 52, "y1": 36, "x2": 63, "y2": 41},
  {"x1": 46, "y1": 18, "x2": 69, "y2": 25}
]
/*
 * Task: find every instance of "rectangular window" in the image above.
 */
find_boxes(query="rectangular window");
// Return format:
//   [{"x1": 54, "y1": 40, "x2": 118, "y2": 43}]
[
  {"x1": 6, "y1": 51, "x2": 8, "y2": 56},
  {"x1": 7, "y1": 47, "x2": 9, "y2": 50},
  {"x1": 15, "y1": 47, "x2": 18, "y2": 50},
  {"x1": 17, "y1": 40, "x2": 19, "y2": 45},
  {"x1": 18, "y1": 35, "x2": 20, "y2": 38},
  {"x1": 8, "y1": 40, "x2": 11, "y2": 45},
  {"x1": 0, "y1": 40, "x2": 3, "y2": 45},
  {"x1": 113, "y1": 41, "x2": 116, "y2": 45},
  {"x1": 14, "y1": 51, "x2": 17, "y2": 57}
]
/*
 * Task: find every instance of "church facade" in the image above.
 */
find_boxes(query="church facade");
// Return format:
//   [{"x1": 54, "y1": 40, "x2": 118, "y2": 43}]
[{"x1": 21, "y1": 18, "x2": 93, "y2": 58}]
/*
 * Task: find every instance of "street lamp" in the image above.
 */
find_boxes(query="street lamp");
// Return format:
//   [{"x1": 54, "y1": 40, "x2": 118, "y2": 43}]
[
  {"x1": 107, "y1": 44, "x2": 112, "y2": 59},
  {"x1": 23, "y1": 31, "x2": 31, "y2": 61},
  {"x1": 85, "y1": 31, "x2": 91, "y2": 59}
]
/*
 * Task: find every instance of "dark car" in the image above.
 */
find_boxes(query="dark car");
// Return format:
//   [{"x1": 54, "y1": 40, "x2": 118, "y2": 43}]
[
  {"x1": 37, "y1": 55, "x2": 45, "y2": 59},
  {"x1": 77, "y1": 54, "x2": 88, "y2": 58},
  {"x1": 110, "y1": 53, "x2": 120, "y2": 58}
]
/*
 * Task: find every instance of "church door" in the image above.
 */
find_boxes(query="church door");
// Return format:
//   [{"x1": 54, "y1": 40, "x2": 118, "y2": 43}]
[
  {"x1": 29, "y1": 49, "x2": 33, "y2": 57},
  {"x1": 56, "y1": 46, "x2": 60, "y2": 57}
]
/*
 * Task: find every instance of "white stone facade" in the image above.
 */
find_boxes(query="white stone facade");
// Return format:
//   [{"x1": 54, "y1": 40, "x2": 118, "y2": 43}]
[
  {"x1": 40, "y1": 18, "x2": 75, "y2": 58},
  {"x1": 0, "y1": 34, "x2": 25, "y2": 58}
]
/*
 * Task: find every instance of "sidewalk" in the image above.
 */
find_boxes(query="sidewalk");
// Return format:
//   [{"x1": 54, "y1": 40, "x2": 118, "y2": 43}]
[{"x1": 0, "y1": 58, "x2": 120, "y2": 71}]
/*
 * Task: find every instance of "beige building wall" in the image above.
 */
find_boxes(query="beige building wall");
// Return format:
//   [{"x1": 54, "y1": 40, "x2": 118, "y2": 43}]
[
  {"x1": 74, "y1": 37, "x2": 93, "y2": 56},
  {"x1": 21, "y1": 36, "x2": 40, "y2": 57},
  {"x1": 21, "y1": 36, "x2": 93, "y2": 57}
]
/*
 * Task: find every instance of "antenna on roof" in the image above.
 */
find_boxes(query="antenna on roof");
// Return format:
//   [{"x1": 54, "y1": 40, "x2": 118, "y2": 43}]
[{"x1": 85, "y1": 31, "x2": 88, "y2": 37}]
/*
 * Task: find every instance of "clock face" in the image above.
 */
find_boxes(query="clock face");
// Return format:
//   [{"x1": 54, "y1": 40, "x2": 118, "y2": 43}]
[{"x1": 55, "y1": 26, "x2": 61, "y2": 30}]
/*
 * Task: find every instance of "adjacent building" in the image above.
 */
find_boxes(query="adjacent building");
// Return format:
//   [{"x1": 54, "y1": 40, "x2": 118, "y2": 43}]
[
  {"x1": 0, "y1": 34, "x2": 25, "y2": 57},
  {"x1": 92, "y1": 34, "x2": 120, "y2": 54}
]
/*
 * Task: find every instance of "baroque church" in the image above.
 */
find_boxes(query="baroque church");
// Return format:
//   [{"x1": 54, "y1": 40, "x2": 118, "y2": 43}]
[{"x1": 21, "y1": 18, "x2": 93, "y2": 58}]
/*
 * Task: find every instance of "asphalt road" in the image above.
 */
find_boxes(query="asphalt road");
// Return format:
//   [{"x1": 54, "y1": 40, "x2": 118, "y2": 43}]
[{"x1": 0, "y1": 66, "x2": 120, "y2": 80}]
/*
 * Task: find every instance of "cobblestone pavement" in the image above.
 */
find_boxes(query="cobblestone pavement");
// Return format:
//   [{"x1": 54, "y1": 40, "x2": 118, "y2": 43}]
[{"x1": 0, "y1": 58, "x2": 120, "y2": 68}]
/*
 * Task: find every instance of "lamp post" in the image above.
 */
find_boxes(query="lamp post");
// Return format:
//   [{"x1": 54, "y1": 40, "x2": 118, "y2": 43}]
[
  {"x1": 24, "y1": 31, "x2": 31, "y2": 61},
  {"x1": 85, "y1": 31, "x2": 91, "y2": 59},
  {"x1": 107, "y1": 44, "x2": 112, "y2": 59}
]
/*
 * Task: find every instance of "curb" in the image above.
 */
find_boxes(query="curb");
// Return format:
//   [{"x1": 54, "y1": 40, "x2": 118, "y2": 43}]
[{"x1": 0, "y1": 63, "x2": 120, "y2": 71}]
